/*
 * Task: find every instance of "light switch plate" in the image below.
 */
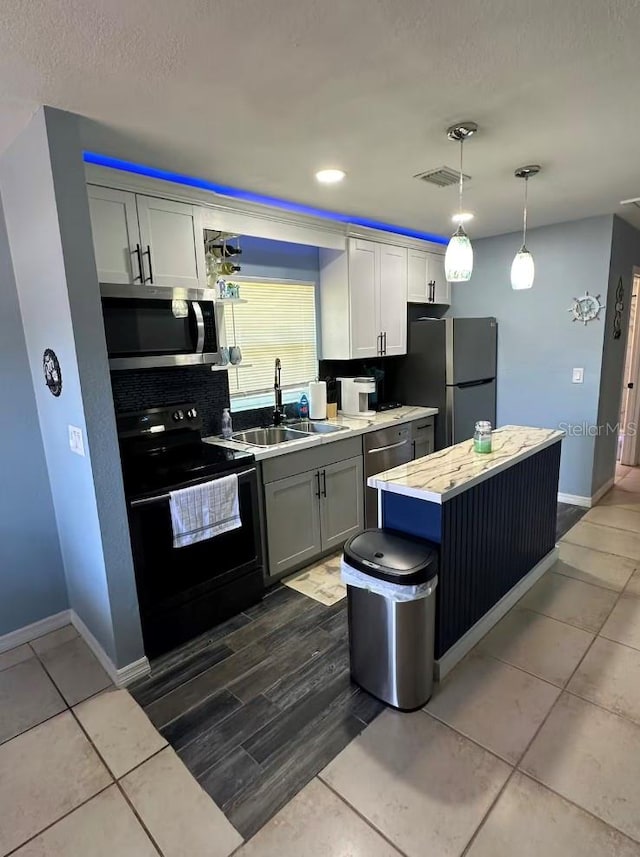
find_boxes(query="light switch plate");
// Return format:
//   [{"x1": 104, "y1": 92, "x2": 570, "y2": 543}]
[
  {"x1": 572, "y1": 368, "x2": 584, "y2": 384},
  {"x1": 68, "y1": 424, "x2": 85, "y2": 456}
]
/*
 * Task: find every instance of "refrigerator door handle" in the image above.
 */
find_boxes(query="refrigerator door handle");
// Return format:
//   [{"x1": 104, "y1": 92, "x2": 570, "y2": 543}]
[{"x1": 455, "y1": 377, "x2": 494, "y2": 389}]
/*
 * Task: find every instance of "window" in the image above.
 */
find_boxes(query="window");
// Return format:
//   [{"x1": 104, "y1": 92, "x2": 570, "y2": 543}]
[{"x1": 224, "y1": 280, "x2": 318, "y2": 409}]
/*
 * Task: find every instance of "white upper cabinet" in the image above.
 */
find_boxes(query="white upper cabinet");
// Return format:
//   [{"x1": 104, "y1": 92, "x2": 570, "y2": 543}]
[
  {"x1": 348, "y1": 239, "x2": 379, "y2": 359},
  {"x1": 87, "y1": 186, "x2": 142, "y2": 285},
  {"x1": 319, "y1": 238, "x2": 407, "y2": 360},
  {"x1": 378, "y1": 243, "x2": 408, "y2": 356},
  {"x1": 136, "y1": 196, "x2": 206, "y2": 289},
  {"x1": 407, "y1": 248, "x2": 450, "y2": 305},
  {"x1": 87, "y1": 186, "x2": 206, "y2": 289},
  {"x1": 407, "y1": 249, "x2": 429, "y2": 303},
  {"x1": 429, "y1": 252, "x2": 450, "y2": 305}
]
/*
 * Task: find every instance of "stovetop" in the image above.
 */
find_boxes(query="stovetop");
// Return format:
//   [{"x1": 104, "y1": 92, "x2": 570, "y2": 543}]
[
  {"x1": 120, "y1": 441, "x2": 254, "y2": 499},
  {"x1": 116, "y1": 402, "x2": 253, "y2": 499}
]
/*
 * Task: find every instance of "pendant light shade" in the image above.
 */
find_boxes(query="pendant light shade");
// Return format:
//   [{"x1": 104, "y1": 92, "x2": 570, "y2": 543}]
[
  {"x1": 445, "y1": 225, "x2": 473, "y2": 282},
  {"x1": 445, "y1": 122, "x2": 478, "y2": 283},
  {"x1": 510, "y1": 246, "x2": 534, "y2": 290},
  {"x1": 511, "y1": 165, "x2": 540, "y2": 291}
]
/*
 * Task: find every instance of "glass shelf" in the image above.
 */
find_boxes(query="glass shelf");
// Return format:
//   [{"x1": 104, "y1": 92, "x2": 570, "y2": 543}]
[{"x1": 210, "y1": 363, "x2": 252, "y2": 372}]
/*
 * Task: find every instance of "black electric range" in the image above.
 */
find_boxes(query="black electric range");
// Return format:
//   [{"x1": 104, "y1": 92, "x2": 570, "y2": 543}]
[{"x1": 117, "y1": 403, "x2": 264, "y2": 658}]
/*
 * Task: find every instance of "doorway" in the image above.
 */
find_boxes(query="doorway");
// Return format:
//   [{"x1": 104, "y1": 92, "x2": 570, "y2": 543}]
[{"x1": 618, "y1": 270, "x2": 640, "y2": 479}]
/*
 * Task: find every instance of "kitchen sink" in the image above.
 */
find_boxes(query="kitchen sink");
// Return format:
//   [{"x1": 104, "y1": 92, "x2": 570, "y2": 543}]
[
  {"x1": 231, "y1": 427, "x2": 310, "y2": 447},
  {"x1": 288, "y1": 420, "x2": 349, "y2": 435}
]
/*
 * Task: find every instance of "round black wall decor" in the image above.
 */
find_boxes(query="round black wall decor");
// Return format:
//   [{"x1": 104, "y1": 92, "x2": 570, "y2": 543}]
[{"x1": 43, "y1": 348, "x2": 62, "y2": 397}]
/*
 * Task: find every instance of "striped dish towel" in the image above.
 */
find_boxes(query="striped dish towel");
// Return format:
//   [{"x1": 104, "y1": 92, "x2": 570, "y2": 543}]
[{"x1": 169, "y1": 475, "x2": 241, "y2": 548}]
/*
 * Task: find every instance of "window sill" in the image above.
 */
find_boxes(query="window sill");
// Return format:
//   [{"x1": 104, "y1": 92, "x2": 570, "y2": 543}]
[{"x1": 230, "y1": 388, "x2": 308, "y2": 413}]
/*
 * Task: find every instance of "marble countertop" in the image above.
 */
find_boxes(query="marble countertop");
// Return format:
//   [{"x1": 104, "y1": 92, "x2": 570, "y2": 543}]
[
  {"x1": 204, "y1": 405, "x2": 438, "y2": 461},
  {"x1": 367, "y1": 425, "x2": 564, "y2": 504}
]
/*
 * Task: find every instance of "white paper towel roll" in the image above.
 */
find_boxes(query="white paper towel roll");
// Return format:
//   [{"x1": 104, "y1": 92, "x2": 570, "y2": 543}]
[{"x1": 309, "y1": 381, "x2": 327, "y2": 420}]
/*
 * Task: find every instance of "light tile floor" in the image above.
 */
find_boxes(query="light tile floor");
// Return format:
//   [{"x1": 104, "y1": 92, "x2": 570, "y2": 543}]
[
  {"x1": 0, "y1": 627, "x2": 241, "y2": 857},
  {"x1": 4, "y1": 472, "x2": 640, "y2": 856},
  {"x1": 248, "y1": 474, "x2": 640, "y2": 857}
]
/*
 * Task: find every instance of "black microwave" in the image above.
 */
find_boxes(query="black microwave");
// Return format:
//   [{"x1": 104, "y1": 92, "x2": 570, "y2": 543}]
[{"x1": 101, "y1": 285, "x2": 219, "y2": 370}]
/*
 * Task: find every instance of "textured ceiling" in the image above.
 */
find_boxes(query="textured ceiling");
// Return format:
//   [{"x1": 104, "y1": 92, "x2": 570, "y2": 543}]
[{"x1": 1, "y1": 0, "x2": 640, "y2": 238}]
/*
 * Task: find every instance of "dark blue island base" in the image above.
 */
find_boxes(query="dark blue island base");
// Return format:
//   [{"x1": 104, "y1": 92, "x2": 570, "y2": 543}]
[{"x1": 378, "y1": 434, "x2": 562, "y2": 678}]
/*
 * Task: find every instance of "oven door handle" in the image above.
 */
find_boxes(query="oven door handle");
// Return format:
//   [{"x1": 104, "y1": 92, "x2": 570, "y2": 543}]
[
  {"x1": 192, "y1": 301, "x2": 205, "y2": 354},
  {"x1": 129, "y1": 467, "x2": 256, "y2": 507}
]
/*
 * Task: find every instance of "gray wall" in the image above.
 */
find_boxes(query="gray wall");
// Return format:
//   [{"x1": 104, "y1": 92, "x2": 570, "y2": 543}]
[
  {"x1": 592, "y1": 216, "x2": 640, "y2": 493},
  {"x1": 0, "y1": 201, "x2": 67, "y2": 635},
  {"x1": 0, "y1": 107, "x2": 144, "y2": 668},
  {"x1": 450, "y1": 215, "x2": 614, "y2": 499}
]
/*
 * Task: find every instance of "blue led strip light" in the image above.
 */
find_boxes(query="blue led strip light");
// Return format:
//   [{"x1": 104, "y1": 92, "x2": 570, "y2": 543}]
[{"x1": 83, "y1": 151, "x2": 448, "y2": 246}]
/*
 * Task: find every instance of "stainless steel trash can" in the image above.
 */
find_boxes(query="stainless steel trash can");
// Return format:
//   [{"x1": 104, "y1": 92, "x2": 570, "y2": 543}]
[{"x1": 343, "y1": 529, "x2": 438, "y2": 711}]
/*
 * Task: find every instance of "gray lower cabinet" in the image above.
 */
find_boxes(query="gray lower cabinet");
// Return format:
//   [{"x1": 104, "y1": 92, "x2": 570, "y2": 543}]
[
  {"x1": 320, "y1": 456, "x2": 364, "y2": 551},
  {"x1": 411, "y1": 418, "x2": 435, "y2": 460},
  {"x1": 264, "y1": 470, "x2": 323, "y2": 577},
  {"x1": 264, "y1": 454, "x2": 364, "y2": 578}
]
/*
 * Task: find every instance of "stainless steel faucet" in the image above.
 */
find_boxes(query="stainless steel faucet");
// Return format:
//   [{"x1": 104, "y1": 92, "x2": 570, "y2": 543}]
[{"x1": 273, "y1": 357, "x2": 284, "y2": 425}]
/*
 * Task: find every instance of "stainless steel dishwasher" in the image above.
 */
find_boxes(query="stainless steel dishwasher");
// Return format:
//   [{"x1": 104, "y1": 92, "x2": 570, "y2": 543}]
[{"x1": 364, "y1": 424, "x2": 413, "y2": 527}]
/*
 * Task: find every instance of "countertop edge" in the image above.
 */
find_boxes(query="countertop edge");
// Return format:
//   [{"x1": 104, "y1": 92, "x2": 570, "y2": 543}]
[{"x1": 368, "y1": 429, "x2": 564, "y2": 504}]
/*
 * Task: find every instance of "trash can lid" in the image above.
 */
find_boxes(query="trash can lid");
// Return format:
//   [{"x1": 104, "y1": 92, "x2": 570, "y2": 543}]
[{"x1": 343, "y1": 528, "x2": 438, "y2": 585}]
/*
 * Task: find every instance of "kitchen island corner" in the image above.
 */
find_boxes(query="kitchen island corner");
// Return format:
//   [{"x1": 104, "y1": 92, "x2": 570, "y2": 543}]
[{"x1": 367, "y1": 425, "x2": 564, "y2": 678}]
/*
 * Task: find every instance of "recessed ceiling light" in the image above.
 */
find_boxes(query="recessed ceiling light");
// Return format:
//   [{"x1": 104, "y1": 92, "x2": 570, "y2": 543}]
[
  {"x1": 315, "y1": 169, "x2": 346, "y2": 184},
  {"x1": 452, "y1": 212, "x2": 474, "y2": 224}
]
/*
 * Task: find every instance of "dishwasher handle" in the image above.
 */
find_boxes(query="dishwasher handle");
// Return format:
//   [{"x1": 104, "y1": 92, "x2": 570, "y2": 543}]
[{"x1": 367, "y1": 438, "x2": 410, "y2": 455}]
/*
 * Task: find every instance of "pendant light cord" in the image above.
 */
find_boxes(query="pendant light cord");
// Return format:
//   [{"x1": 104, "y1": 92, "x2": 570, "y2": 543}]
[
  {"x1": 458, "y1": 138, "x2": 464, "y2": 216},
  {"x1": 522, "y1": 176, "x2": 528, "y2": 246}
]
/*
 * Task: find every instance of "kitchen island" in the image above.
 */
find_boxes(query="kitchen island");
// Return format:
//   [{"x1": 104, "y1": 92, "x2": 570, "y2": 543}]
[{"x1": 368, "y1": 425, "x2": 564, "y2": 678}]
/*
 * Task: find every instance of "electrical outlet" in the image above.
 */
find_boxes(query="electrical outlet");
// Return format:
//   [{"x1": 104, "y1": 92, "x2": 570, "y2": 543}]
[
  {"x1": 68, "y1": 424, "x2": 85, "y2": 456},
  {"x1": 572, "y1": 368, "x2": 584, "y2": 384}
]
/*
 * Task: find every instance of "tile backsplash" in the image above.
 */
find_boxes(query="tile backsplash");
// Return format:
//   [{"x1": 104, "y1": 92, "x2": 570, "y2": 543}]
[
  {"x1": 110, "y1": 367, "x2": 298, "y2": 437},
  {"x1": 110, "y1": 366, "x2": 230, "y2": 436}
]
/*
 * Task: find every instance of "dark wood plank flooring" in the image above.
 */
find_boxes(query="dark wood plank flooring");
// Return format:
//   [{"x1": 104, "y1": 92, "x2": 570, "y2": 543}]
[
  {"x1": 130, "y1": 585, "x2": 383, "y2": 839},
  {"x1": 130, "y1": 501, "x2": 585, "y2": 840},
  {"x1": 556, "y1": 501, "x2": 588, "y2": 540}
]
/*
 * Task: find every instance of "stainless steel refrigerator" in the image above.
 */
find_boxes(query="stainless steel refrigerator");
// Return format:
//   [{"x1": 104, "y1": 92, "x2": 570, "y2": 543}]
[{"x1": 396, "y1": 317, "x2": 497, "y2": 450}]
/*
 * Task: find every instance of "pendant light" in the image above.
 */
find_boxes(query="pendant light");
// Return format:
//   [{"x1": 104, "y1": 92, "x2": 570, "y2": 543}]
[
  {"x1": 511, "y1": 165, "x2": 540, "y2": 290},
  {"x1": 444, "y1": 122, "x2": 478, "y2": 282}
]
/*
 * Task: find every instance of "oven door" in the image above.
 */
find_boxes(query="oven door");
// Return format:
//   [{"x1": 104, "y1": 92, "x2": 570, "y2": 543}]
[
  {"x1": 127, "y1": 468, "x2": 262, "y2": 612},
  {"x1": 101, "y1": 287, "x2": 218, "y2": 369}
]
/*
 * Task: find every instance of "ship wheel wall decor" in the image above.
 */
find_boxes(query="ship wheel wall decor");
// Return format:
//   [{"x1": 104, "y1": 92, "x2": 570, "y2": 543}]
[{"x1": 567, "y1": 292, "x2": 604, "y2": 326}]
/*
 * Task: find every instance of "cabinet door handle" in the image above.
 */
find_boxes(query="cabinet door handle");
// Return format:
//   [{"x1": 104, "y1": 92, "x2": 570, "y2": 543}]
[
  {"x1": 315, "y1": 472, "x2": 321, "y2": 498},
  {"x1": 143, "y1": 245, "x2": 154, "y2": 283},
  {"x1": 321, "y1": 470, "x2": 327, "y2": 498},
  {"x1": 377, "y1": 332, "x2": 382, "y2": 356},
  {"x1": 412, "y1": 439, "x2": 416, "y2": 458},
  {"x1": 133, "y1": 244, "x2": 144, "y2": 282},
  {"x1": 383, "y1": 332, "x2": 387, "y2": 355}
]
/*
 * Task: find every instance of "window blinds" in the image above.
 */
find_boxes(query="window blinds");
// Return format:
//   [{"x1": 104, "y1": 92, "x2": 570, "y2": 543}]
[{"x1": 224, "y1": 281, "x2": 318, "y2": 397}]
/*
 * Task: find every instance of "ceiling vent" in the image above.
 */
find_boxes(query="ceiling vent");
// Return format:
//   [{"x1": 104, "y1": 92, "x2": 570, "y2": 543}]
[
  {"x1": 414, "y1": 166, "x2": 470, "y2": 188},
  {"x1": 620, "y1": 197, "x2": 640, "y2": 209}
]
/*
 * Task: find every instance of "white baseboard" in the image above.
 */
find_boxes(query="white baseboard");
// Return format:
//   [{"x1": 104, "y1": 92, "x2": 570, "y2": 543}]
[
  {"x1": 0, "y1": 608, "x2": 150, "y2": 687},
  {"x1": 434, "y1": 546, "x2": 559, "y2": 681},
  {"x1": 69, "y1": 610, "x2": 150, "y2": 688},
  {"x1": 558, "y1": 476, "x2": 616, "y2": 509},
  {"x1": 116, "y1": 657, "x2": 151, "y2": 686},
  {"x1": 557, "y1": 492, "x2": 591, "y2": 508},
  {"x1": 0, "y1": 610, "x2": 71, "y2": 654},
  {"x1": 591, "y1": 477, "x2": 615, "y2": 505}
]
